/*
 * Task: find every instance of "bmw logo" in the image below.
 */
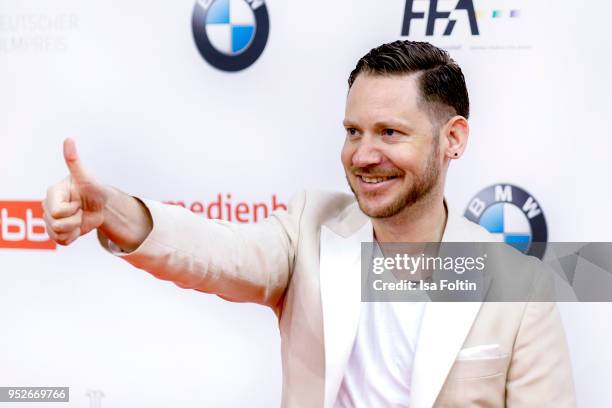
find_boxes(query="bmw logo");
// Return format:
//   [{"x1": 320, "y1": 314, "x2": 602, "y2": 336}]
[
  {"x1": 192, "y1": 0, "x2": 270, "y2": 72},
  {"x1": 464, "y1": 184, "x2": 548, "y2": 258}
]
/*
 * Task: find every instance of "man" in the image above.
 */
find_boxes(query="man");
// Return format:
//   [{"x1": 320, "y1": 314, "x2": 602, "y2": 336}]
[{"x1": 43, "y1": 41, "x2": 576, "y2": 407}]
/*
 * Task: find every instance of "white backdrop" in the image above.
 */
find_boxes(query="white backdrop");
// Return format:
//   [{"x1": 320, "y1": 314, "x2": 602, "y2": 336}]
[{"x1": 1, "y1": 0, "x2": 611, "y2": 406}]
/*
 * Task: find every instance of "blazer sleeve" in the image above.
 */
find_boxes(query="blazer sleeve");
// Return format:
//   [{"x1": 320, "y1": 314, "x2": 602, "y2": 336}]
[
  {"x1": 505, "y1": 300, "x2": 577, "y2": 407},
  {"x1": 97, "y1": 191, "x2": 306, "y2": 310}
]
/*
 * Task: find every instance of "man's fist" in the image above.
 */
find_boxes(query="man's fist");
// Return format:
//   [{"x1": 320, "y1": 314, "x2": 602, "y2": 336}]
[{"x1": 43, "y1": 138, "x2": 109, "y2": 246}]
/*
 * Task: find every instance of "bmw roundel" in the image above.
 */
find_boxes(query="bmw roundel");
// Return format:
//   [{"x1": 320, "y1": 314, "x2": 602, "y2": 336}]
[
  {"x1": 192, "y1": 0, "x2": 270, "y2": 72},
  {"x1": 464, "y1": 184, "x2": 548, "y2": 259}
]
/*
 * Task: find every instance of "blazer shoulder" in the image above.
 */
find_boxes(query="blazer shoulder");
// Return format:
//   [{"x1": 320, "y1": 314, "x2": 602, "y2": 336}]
[
  {"x1": 444, "y1": 206, "x2": 498, "y2": 242},
  {"x1": 460, "y1": 217, "x2": 498, "y2": 241},
  {"x1": 301, "y1": 189, "x2": 355, "y2": 211},
  {"x1": 289, "y1": 190, "x2": 366, "y2": 237}
]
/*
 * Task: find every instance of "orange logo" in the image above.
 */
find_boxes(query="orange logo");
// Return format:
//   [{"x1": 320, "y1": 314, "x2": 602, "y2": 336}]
[{"x1": 0, "y1": 201, "x2": 56, "y2": 250}]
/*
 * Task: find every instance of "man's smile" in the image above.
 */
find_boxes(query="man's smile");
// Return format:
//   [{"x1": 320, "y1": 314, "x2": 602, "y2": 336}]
[{"x1": 355, "y1": 174, "x2": 402, "y2": 192}]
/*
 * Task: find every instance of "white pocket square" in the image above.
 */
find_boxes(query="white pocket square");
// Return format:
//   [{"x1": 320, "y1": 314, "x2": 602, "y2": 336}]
[{"x1": 457, "y1": 344, "x2": 503, "y2": 360}]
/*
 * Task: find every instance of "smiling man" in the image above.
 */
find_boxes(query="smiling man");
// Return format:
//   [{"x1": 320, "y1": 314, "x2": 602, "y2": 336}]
[
  {"x1": 43, "y1": 40, "x2": 576, "y2": 407},
  {"x1": 341, "y1": 47, "x2": 465, "y2": 243}
]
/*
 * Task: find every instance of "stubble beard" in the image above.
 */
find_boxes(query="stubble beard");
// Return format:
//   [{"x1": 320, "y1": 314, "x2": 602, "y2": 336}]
[{"x1": 347, "y1": 140, "x2": 441, "y2": 219}]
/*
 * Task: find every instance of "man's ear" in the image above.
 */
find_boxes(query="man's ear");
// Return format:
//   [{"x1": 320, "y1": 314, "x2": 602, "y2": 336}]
[{"x1": 442, "y1": 115, "x2": 469, "y2": 159}]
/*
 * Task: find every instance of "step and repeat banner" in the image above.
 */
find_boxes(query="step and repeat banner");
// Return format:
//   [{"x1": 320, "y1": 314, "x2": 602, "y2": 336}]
[{"x1": 1, "y1": 0, "x2": 611, "y2": 406}]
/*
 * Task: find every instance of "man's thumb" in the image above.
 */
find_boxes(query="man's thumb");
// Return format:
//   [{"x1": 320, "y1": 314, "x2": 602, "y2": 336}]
[{"x1": 63, "y1": 138, "x2": 90, "y2": 182}]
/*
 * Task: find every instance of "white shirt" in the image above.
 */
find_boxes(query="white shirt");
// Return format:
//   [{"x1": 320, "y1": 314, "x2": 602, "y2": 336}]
[
  {"x1": 334, "y1": 241, "x2": 428, "y2": 408},
  {"x1": 334, "y1": 300, "x2": 426, "y2": 407}
]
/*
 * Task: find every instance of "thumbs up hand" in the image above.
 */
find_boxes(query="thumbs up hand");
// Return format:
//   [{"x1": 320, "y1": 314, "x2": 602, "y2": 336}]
[{"x1": 43, "y1": 138, "x2": 109, "y2": 245}]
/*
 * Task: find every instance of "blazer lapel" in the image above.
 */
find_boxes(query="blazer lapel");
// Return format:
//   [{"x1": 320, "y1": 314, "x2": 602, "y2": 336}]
[
  {"x1": 410, "y1": 302, "x2": 482, "y2": 408},
  {"x1": 410, "y1": 206, "x2": 484, "y2": 408},
  {"x1": 319, "y1": 216, "x2": 372, "y2": 408}
]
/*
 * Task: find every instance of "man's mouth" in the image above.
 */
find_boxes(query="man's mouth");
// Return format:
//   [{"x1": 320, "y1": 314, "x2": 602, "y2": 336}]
[{"x1": 358, "y1": 175, "x2": 399, "y2": 184}]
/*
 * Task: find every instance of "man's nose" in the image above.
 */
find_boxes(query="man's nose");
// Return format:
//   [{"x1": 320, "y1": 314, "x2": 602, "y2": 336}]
[{"x1": 352, "y1": 138, "x2": 383, "y2": 168}]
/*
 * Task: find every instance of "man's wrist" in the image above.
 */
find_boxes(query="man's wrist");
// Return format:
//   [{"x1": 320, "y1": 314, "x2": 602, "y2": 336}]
[{"x1": 99, "y1": 186, "x2": 152, "y2": 253}]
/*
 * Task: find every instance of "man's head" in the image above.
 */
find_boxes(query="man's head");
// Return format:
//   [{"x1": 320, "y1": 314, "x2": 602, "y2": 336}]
[{"x1": 341, "y1": 40, "x2": 470, "y2": 219}]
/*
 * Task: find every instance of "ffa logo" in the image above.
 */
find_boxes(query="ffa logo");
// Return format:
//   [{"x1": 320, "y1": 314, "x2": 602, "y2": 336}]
[
  {"x1": 402, "y1": 0, "x2": 479, "y2": 36},
  {"x1": 465, "y1": 184, "x2": 548, "y2": 258}
]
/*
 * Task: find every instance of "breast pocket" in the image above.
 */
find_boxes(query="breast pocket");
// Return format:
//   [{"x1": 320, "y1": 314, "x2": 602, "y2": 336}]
[
  {"x1": 435, "y1": 353, "x2": 510, "y2": 408},
  {"x1": 447, "y1": 354, "x2": 508, "y2": 380}
]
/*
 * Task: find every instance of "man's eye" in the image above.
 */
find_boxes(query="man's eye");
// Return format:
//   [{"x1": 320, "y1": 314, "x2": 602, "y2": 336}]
[
  {"x1": 383, "y1": 129, "x2": 396, "y2": 136},
  {"x1": 347, "y1": 128, "x2": 358, "y2": 136}
]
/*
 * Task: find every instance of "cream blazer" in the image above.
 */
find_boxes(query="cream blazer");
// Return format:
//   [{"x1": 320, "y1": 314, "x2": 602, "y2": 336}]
[{"x1": 98, "y1": 190, "x2": 576, "y2": 408}]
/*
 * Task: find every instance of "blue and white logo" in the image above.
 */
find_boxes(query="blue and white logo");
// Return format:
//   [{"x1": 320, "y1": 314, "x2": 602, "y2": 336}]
[
  {"x1": 192, "y1": 0, "x2": 269, "y2": 72},
  {"x1": 464, "y1": 184, "x2": 548, "y2": 258}
]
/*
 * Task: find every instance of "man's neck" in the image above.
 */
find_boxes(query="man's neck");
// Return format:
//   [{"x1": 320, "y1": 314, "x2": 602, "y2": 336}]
[{"x1": 372, "y1": 194, "x2": 448, "y2": 243}]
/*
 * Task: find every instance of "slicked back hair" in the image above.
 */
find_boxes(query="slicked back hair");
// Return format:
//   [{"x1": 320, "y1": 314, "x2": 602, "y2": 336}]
[{"x1": 348, "y1": 40, "x2": 470, "y2": 126}]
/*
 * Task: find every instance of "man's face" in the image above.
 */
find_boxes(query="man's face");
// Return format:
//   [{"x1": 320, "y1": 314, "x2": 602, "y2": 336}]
[{"x1": 341, "y1": 73, "x2": 443, "y2": 218}]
